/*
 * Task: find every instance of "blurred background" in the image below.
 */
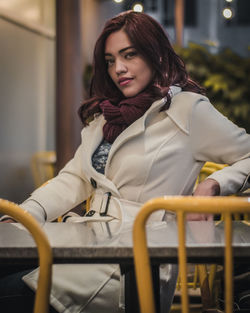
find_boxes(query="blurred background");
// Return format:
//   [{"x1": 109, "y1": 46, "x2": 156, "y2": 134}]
[{"x1": 0, "y1": 0, "x2": 249, "y2": 204}]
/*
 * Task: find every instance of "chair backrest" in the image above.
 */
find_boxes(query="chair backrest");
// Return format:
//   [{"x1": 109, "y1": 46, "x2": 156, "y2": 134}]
[
  {"x1": 133, "y1": 196, "x2": 250, "y2": 313},
  {"x1": 0, "y1": 199, "x2": 53, "y2": 313},
  {"x1": 31, "y1": 151, "x2": 56, "y2": 188}
]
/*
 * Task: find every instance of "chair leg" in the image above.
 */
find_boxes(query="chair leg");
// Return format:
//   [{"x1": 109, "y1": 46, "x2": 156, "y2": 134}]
[{"x1": 198, "y1": 265, "x2": 214, "y2": 310}]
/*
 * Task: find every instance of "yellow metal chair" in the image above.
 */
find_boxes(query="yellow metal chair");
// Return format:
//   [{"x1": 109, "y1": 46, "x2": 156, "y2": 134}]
[
  {"x1": 0, "y1": 199, "x2": 53, "y2": 313},
  {"x1": 133, "y1": 196, "x2": 250, "y2": 313},
  {"x1": 31, "y1": 151, "x2": 56, "y2": 188},
  {"x1": 195, "y1": 162, "x2": 247, "y2": 298},
  {"x1": 188, "y1": 162, "x2": 228, "y2": 309}
]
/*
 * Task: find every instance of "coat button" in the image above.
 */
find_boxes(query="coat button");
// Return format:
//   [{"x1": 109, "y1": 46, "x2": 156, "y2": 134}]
[
  {"x1": 85, "y1": 210, "x2": 95, "y2": 217},
  {"x1": 90, "y1": 177, "x2": 97, "y2": 188}
]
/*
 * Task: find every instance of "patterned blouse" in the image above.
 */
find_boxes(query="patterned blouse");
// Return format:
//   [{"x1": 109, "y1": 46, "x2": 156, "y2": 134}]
[{"x1": 91, "y1": 140, "x2": 112, "y2": 174}]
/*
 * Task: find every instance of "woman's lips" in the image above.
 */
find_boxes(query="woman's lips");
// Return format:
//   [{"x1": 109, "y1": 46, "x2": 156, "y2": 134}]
[{"x1": 119, "y1": 78, "x2": 133, "y2": 86}]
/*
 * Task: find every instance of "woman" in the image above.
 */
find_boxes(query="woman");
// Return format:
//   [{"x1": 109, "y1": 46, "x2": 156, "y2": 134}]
[{"x1": 1, "y1": 11, "x2": 250, "y2": 313}]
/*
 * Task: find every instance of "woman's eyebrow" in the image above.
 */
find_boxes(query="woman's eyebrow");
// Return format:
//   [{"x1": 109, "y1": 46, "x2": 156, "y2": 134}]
[{"x1": 104, "y1": 46, "x2": 134, "y2": 56}]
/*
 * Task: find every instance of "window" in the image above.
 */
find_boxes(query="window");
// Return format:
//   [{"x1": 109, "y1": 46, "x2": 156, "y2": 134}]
[
  {"x1": 148, "y1": 0, "x2": 157, "y2": 11},
  {"x1": 225, "y1": 0, "x2": 250, "y2": 26},
  {"x1": 237, "y1": 0, "x2": 250, "y2": 25},
  {"x1": 163, "y1": 0, "x2": 197, "y2": 27}
]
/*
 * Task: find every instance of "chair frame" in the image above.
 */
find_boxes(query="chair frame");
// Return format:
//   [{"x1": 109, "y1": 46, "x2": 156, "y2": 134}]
[
  {"x1": 133, "y1": 196, "x2": 250, "y2": 313},
  {"x1": 31, "y1": 151, "x2": 56, "y2": 188},
  {"x1": 0, "y1": 199, "x2": 53, "y2": 313}
]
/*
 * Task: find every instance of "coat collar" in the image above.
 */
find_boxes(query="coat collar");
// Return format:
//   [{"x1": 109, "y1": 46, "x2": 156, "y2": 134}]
[
  {"x1": 166, "y1": 90, "x2": 206, "y2": 135},
  {"x1": 82, "y1": 85, "x2": 183, "y2": 155},
  {"x1": 166, "y1": 92, "x2": 190, "y2": 135},
  {"x1": 106, "y1": 96, "x2": 168, "y2": 164},
  {"x1": 106, "y1": 86, "x2": 181, "y2": 158}
]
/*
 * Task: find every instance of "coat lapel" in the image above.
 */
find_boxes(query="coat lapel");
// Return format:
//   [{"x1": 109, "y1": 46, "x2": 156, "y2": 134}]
[
  {"x1": 80, "y1": 115, "x2": 121, "y2": 196},
  {"x1": 81, "y1": 115, "x2": 105, "y2": 163},
  {"x1": 105, "y1": 97, "x2": 168, "y2": 170},
  {"x1": 166, "y1": 92, "x2": 207, "y2": 135},
  {"x1": 106, "y1": 86, "x2": 182, "y2": 164}
]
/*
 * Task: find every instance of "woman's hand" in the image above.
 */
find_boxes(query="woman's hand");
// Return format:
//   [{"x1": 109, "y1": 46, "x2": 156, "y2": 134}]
[
  {"x1": 187, "y1": 178, "x2": 220, "y2": 221},
  {"x1": 193, "y1": 178, "x2": 220, "y2": 197}
]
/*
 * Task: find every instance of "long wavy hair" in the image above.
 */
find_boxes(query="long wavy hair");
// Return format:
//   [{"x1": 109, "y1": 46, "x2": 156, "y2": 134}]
[{"x1": 78, "y1": 11, "x2": 205, "y2": 126}]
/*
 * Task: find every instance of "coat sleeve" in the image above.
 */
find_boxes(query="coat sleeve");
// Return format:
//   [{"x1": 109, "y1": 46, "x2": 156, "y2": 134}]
[
  {"x1": 21, "y1": 143, "x2": 93, "y2": 222},
  {"x1": 190, "y1": 98, "x2": 250, "y2": 195}
]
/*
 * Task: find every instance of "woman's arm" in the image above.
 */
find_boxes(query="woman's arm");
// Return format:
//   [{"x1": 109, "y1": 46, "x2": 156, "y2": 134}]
[
  {"x1": 1, "y1": 143, "x2": 93, "y2": 223},
  {"x1": 26, "y1": 143, "x2": 93, "y2": 222},
  {"x1": 190, "y1": 98, "x2": 250, "y2": 195},
  {"x1": 187, "y1": 97, "x2": 250, "y2": 221},
  {"x1": 0, "y1": 200, "x2": 46, "y2": 223}
]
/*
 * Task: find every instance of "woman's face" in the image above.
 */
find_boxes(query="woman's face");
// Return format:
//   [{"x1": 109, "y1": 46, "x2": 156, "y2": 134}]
[{"x1": 104, "y1": 30, "x2": 154, "y2": 98}]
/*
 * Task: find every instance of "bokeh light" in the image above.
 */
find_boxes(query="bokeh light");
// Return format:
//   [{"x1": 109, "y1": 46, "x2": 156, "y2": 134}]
[
  {"x1": 222, "y1": 8, "x2": 233, "y2": 19},
  {"x1": 133, "y1": 3, "x2": 144, "y2": 12}
]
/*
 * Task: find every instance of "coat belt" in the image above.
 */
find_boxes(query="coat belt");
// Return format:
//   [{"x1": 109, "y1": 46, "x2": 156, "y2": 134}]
[
  {"x1": 90, "y1": 190, "x2": 165, "y2": 222},
  {"x1": 63, "y1": 190, "x2": 165, "y2": 223}
]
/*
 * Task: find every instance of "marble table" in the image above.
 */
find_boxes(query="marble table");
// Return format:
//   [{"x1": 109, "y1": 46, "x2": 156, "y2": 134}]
[
  {"x1": 1, "y1": 220, "x2": 250, "y2": 264},
  {"x1": 1, "y1": 220, "x2": 250, "y2": 312}
]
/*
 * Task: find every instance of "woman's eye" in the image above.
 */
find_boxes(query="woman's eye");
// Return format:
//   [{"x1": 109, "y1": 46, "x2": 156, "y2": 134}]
[
  {"x1": 125, "y1": 51, "x2": 137, "y2": 59},
  {"x1": 105, "y1": 59, "x2": 114, "y2": 67}
]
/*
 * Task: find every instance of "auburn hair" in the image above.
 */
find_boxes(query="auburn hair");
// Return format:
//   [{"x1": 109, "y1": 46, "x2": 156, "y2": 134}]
[{"x1": 78, "y1": 11, "x2": 205, "y2": 126}]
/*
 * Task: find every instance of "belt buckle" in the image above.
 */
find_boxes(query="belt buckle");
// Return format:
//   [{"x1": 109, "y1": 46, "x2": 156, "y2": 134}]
[{"x1": 100, "y1": 192, "x2": 111, "y2": 216}]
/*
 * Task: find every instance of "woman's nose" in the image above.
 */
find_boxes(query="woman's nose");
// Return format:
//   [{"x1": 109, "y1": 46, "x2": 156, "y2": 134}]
[{"x1": 115, "y1": 59, "x2": 127, "y2": 75}]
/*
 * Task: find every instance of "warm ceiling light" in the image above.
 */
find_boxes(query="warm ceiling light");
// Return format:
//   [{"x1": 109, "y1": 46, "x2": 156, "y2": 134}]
[
  {"x1": 225, "y1": 0, "x2": 233, "y2": 2},
  {"x1": 132, "y1": 3, "x2": 144, "y2": 12},
  {"x1": 223, "y1": 8, "x2": 233, "y2": 19},
  {"x1": 114, "y1": 0, "x2": 123, "y2": 3}
]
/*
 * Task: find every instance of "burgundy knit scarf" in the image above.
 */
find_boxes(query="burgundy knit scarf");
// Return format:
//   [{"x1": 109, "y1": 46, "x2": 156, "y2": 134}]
[{"x1": 99, "y1": 92, "x2": 159, "y2": 143}]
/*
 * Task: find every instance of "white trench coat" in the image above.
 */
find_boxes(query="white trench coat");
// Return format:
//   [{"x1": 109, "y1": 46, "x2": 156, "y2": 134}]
[{"x1": 21, "y1": 89, "x2": 250, "y2": 312}]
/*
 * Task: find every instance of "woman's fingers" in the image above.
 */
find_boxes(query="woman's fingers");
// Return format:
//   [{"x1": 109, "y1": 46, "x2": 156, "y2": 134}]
[{"x1": 186, "y1": 213, "x2": 213, "y2": 221}]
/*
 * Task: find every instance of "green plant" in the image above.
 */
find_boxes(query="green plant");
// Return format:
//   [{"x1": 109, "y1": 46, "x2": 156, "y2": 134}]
[{"x1": 175, "y1": 43, "x2": 250, "y2": 133}]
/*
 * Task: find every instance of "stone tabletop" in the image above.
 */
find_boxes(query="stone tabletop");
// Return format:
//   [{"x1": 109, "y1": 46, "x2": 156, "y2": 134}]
[{"x1": 0, "y1": 220, "x2": 250, "y2": 264}]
